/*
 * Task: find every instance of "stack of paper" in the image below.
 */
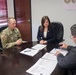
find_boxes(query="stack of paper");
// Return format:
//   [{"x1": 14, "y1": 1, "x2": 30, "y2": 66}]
[
  {"x1": 22, "y1": 40, "x2": 27, "y2": 43},
  {"x1": 31, "y1": 44, "x2": 46, "y2": 51},
  {"x1": 26, "y1": 58, "x2": 57, "y2": 75},
  {"x1": 26, "y1": 48, "x2": 68, "y2": 75},
  {"x1": 20, "y1": 44, "x2": 46, "y2": 57},
  {"x1": 20, "y1": 48, "x2": 39, "y2": 57},
  {"x1": 42, "y1": 52, "x2": 57, "y2": 61},
  {"x1": 50, "y1": 48, "x2": 68, "y2": 56}
]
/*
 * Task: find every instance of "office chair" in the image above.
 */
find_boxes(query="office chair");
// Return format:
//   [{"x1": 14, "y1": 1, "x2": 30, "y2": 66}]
[
  {"x1": 0, "y1": 25, "x2": 8, "y2": 50},
  {"x1": 51, "y1": 22, "x2": 64, "y2": 43}
]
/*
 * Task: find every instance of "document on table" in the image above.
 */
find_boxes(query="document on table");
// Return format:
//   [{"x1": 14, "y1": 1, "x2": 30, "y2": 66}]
[
  {"x1": 50, "y1": 48, "x2": 68, "y2": 56},
  {"x1": 31, "y1": 44, "x2": 46, "y2": 51},
  {"x1": 22, "y1": 40, "x2": 27, "y2": 43},
  {"x1": 20, "y1": 48, "x2": 39, "y2": 57},
  {"x1": 26, "y1": 58, "x2": 57, "y2": 75},
  {"x1": 41, "y1": 52, "x2": 57, "y2": 61}
]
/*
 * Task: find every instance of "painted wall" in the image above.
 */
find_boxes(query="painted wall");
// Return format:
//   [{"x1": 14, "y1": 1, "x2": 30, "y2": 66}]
[
  {"x1": 7, "y1": 0, "x2": 14, "y2": 17},
  {"x1": 31, "y1": 0, "x2": 76, "y2": 45},
  {"x1": 7, "y1": 0, "x2": 76, "y2": 45}
]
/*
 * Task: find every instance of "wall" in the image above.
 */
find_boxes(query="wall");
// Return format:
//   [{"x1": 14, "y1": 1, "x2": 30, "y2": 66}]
[
  {"x1": 7, "y1": 0, "x2": 76, "y2": 45},
  {"x1": 7, "y1": 0, "x2": 14, "y2": 17},
  {"x1": 31, "y1": 0, "x2": 76, "y2": 45}
]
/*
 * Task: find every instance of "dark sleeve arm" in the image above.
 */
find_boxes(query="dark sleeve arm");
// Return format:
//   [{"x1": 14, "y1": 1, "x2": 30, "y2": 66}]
[
  {"x1": 57, "y1": 50, "x2": 76, "y2": 69},
  {"x1": 37, "y1": 26, "x2": 42, "y2": 42},
  {"x1": 47, "y1": 34, "x2": 55, "y2": 43},
  {"x1": 47, "y1": 29, "x2": 56, "y2": 43},
  {"x1": 67, "y1": 45, "x2": 74, "y2": 51}
]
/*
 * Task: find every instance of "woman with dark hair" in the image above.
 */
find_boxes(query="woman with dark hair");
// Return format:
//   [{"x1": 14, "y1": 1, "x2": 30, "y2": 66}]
[{"x1": 37, "y1": 16, "x2": 55, "y2": 44}]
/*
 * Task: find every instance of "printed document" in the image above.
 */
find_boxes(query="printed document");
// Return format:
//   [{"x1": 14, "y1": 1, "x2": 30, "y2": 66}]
[
  {"x1": 26, "y1": 48, "x2": 68, "y2": 75},
  {"x1": 31, "y1": 44, "x2": 46, "y2": 51},
  {"x1": 20, "y1": 48, "x2": 39, "y2": 57},
  {"x1": 50, "y1": 48, "x2": 68, "y2": 56},
  {"x1": 42, "y1": 52, "x2": 57, "y2": 61},
  {"x1": 26, "y1": 58, "x2": 57, "y2": 75}
]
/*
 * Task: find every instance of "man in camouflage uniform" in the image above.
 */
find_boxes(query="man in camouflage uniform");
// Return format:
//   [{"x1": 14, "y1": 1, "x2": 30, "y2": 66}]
[{"x1": 1, "y1": 17, "x2": 22, "y2": 49}]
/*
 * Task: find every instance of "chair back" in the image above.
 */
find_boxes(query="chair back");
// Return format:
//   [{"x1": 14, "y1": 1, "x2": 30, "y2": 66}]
[
  {"x1": 0, "y1": 25, "x2": 8, "y2": 50},
  {"x1": 51, "y1": 22, "x2": 64, "y2": 43}
]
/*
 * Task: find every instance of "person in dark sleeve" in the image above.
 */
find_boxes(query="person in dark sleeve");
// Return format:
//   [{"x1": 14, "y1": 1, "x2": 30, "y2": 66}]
[
  {"x1": 55, "y1": 24, "x2": 76, "y2": 75},
  {"x1": 37, "y1": 16, "x2": 55, "y2": 44}
]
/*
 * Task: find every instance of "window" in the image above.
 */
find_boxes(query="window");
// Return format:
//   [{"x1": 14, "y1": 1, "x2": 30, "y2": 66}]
[{"x1": 0, "y1": 0, "x2": 8, "y2": 27}]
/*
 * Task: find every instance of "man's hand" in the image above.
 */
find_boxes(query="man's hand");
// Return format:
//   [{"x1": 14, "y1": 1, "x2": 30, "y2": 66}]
[
  {"x1": 59, "y1": 42, "x2": 68, "y2": 49},
  {"x1": 15, "y1": 39, "x2": 22, "y2": 45},
  {"x1": 55, "y1": 51, "x2": 61, "y2": 56}
]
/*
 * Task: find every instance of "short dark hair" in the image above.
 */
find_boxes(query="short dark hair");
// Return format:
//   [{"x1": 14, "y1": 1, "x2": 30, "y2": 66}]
[{"x1": 70, "y1": 24, "x2": 76, "y2": 36}]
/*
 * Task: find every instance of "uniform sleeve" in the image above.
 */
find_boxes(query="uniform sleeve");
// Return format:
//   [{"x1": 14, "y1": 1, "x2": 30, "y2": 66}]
[
  {"x1": 57, "y1": 49, "x2": 76, "y2": 69},
  {"x1": 1, "y1": 32, "x2": 16, "y2": 49}
]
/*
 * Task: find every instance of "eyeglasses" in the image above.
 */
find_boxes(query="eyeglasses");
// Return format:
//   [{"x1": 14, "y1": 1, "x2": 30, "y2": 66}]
[
  {"x1": 69, "y1": 35, "x2": 76, "y2": 39},
  {"x1": 69, "y1": 35, "x2": 73, "y2": 39}
]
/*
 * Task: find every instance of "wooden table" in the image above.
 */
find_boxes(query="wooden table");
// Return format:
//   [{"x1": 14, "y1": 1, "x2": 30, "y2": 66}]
[{"x1": 0, "y1": 41, "x2": 66, "y2": 75}]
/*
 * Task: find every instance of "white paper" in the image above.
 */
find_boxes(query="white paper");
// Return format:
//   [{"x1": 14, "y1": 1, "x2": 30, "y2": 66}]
[
  {"x1": 42, "y1": 52, "x2": 57, "y2": 61},
  {"x1": 50, "y1": 48, "x2": 68, "y2": 56},
  {"x1": 31, "y1": 44, "x2": 46, "y2": 51},
  {"x1": 26, "y1": 58, "x2": 57, "y2": 75},
  {"x1": 22, "y1": 40, "x2": 27, "y2": 43},
  {"x1": 20, "y1": 48, "x2": 39, "y2": 57}
]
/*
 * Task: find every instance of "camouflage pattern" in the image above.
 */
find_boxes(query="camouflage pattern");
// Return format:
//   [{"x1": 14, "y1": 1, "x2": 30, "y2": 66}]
[{"x1": 1, "y1": 27, "x2": 22, "y2": 49}]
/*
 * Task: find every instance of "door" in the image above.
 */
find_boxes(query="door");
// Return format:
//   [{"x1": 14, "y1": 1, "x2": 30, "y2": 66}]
[{"x1": 14, "y1": 0, "x2": 32, "y2": 41}]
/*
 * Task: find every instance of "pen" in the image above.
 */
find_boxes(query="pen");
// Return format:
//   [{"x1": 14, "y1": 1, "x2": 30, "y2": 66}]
[
  {"x1": 54, "y1": 48, "x2": 56, "y2": 50},
  {"x1": 31, "y1": 48, "x2": 36, "y2": 50},
  {"x1": 24, "y1": 50, "x2": 31, "y2": 52}
]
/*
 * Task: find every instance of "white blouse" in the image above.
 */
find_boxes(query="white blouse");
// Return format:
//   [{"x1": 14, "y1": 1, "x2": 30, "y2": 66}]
[{"x1": 44, "y1": 31, "x2": 47, "y2": 38}]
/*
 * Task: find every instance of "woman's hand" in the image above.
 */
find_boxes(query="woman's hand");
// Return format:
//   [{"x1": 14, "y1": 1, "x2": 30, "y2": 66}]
[
  {"x1": 39, "y1": 40, "x2": 44, "y2": 44},
  {"x1": 39, "y1": 40, "x2": 47, "y2": 44}
]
